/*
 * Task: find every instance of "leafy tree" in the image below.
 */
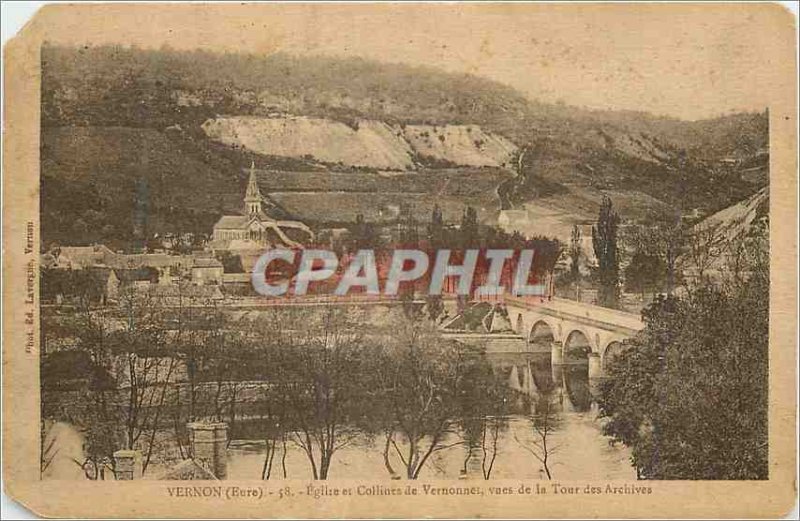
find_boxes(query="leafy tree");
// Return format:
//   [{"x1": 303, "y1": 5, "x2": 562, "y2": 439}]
[
  {"x1": 427, "y1": 204, "x2": 445, "y2": 248},
  {"x1": 592, "y1": 196, "x2": 620, "y2": 308},
  {"x1": 621, "y1": 219, "x2": 684, "y2": 297},
  {"x1": 624, "y1": 252, "x2": 666, "y2": 301},
  {"x1": 598, "y1": 225, "x2": 768, "y2": 479},
  {"x1": 351, "y1": 213, "x2": 379, "y2": 250},
  {"x1": 459, "y1": 206, "x2": 480, "y2": 248},
  {"x1": 653, "y1": 215, "x2": 684, "y2": 295},
  {"x1": 398, "y1": 203, "x2": 419, "y2": 247},
  {"x1": 425, "y1": 294, "x2": 445, "y2": 323},
  {"x1": 216, "y1": 251, "x2": 244, "y2": 273},
  {"x1": 568, "y1": 224, "x2": 582, "y2": 282}
]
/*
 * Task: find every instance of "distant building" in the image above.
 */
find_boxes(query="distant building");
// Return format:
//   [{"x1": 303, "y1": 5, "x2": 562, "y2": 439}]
[
  {"x1": 210, "y1": 163, "x2": 313, "y2": 253},
  {"x1": 54, "y1": 245, "x2": 117, "y2": 269},
  {"x1": 191, "y1": 257, "x2": 224, "y2": 285},
  {"x1": 114, "y1": 267, "x2": 159, "y2": 288},
  {"x1": 497, "y1": 209, "x2": 530, "y2": 231},
  {"x1": 47, "y1": 245, "x2": 192, "y2": 283}
]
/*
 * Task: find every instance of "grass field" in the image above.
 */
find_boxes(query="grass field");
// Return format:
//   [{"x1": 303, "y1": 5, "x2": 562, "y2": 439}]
[
  {"x1": 270, "y1": 191, "x2": 503, "y2": 226},
  {"x1": 256, "y1": 168, "x2": 512, "y2": 197}
]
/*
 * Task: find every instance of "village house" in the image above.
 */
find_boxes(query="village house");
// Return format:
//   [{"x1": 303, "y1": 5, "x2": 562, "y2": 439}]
[
  {"x1": 52, "y1": 245, "x2": 117, "y2": 269},
  {"x1": 497, "y1": 209, "x2": 530, "y2": 230},
  {"x1": 191, "y1": 257, "x2": 224, "y2": 285},
  {"x1": 44, "y1": 245, "x2": 195, "y2": 285}
]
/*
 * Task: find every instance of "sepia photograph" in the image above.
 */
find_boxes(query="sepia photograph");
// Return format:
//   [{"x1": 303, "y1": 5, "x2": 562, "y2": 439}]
[{"x1": 2, "y1": 2, "x2": 797, "y2": 518}]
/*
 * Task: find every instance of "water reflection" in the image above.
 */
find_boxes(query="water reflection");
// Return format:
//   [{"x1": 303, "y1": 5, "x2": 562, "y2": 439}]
[
  {"x1": 485, "y1": 352, "x2": 593, "y2": 413},
  {"x1": 217, "y1": 351, "x2": 633, "y2": 481}
]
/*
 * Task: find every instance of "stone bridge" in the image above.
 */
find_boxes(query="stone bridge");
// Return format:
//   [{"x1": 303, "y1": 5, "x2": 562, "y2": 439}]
[
  {"x1": 504, "y1": 296, "x2": 644, "y2": 378},
  {"x1": 150, "y1": 292, "x2": 643, "y2": 380}
]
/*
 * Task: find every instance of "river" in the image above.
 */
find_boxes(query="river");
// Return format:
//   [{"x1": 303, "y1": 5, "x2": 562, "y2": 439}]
[{"x1": 225, "y1": 352, "x2": 635, "y2": 481}]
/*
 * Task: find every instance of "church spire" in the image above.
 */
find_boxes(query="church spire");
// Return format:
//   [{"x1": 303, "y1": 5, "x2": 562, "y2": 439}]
[{"x1": 244, "y1": 161, "x2": 263, "y2": 216}]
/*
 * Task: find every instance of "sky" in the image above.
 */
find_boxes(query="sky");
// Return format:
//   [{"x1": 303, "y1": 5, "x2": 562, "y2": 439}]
[{"x1": 7, "y1": 2, "x2": 798, "y2": 120}]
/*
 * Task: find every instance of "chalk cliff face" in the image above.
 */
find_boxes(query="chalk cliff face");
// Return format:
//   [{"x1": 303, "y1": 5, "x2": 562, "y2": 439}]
[
  {"x1": 202, "y1": 116, "x2": 416, "y2": 170},
  {"x1": 699, "y1": 186, "x2": 769, "y2": 242},
  {"x1": 403, "y1": 124, "x2": 518, "y2": 168},
  {"x1": 201, "y1": 116, "x2": 518, "y2": 170}
]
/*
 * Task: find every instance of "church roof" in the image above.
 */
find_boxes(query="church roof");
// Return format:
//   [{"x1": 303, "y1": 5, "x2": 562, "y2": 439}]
[
  {"x1": 213, "y1": 212, "x2": 279, "y2": 230},
  {"x1": 214, "y1": 215, "x2": 251, "y2": 230}
]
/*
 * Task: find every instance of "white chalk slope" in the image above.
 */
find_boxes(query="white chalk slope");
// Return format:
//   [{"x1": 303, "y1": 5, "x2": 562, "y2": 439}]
[{"x1": 202, "y1": 116, "x2": 517, "y2": 170}]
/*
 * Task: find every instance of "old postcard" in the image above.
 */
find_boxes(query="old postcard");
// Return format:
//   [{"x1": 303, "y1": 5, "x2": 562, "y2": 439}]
[{"x1": 2, "y1": 3, "x2": 797, "y2": 518}]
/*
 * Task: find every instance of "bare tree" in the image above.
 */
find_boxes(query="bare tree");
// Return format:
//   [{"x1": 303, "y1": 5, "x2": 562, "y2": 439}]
[
  {"x1": 458, "y1": 355, "x2": 511, "y2": 479},
  {"x1": 259, "y1": 307, "x2": 378, "y2": 480},
  {"x1": 41, "y1": 302, "x2": 121, "y2": 479},
  {"x1": 685, "y1": 221, "x2": 726, "y2": 282},
  {"x1": 112, "y1": 287, "x2": 177, "y2": 473},
  {"x1": 42, "y1": 285, "x2": 187, "y2": 477},
  {"x1": 376, "y1": 318, "x2": 485, "y2": 479},
  {"x1": 515, "y1": 390, "x2": 561, "y2": 479}
]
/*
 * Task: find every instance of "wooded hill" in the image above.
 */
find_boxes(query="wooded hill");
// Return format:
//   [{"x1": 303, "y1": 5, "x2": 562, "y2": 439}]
[{"x1": 41, "y1": 44, "x2": 768, "y2": 249}]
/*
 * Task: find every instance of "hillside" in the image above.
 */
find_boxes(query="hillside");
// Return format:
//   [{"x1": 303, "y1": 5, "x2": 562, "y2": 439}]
[
  {"x1": 40, "y1": 44, "x2": 769, "y2": 248},
  {"x1": 40, "y1": 126, "x2": 284, "y2": 249}
]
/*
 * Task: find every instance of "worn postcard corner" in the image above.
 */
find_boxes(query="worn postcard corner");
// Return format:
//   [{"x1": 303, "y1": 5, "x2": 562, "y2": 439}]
[{"x1": 2, "y1": 3, "x2": 798, "y2": 519}]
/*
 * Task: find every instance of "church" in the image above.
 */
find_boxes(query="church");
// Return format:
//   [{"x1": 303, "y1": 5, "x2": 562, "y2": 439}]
[{"x1": 210, "y1": 164, "x2": 313, "y2": 252}]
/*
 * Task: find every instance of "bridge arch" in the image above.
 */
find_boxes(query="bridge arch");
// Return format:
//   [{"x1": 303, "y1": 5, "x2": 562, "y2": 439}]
[
  {"x1": 602, "y1": 341, "x2": 626, "y2": 369},
  {"x1": 528, "y1": 320, "x2": 555, "y2": 350},
  {"x1": 563, "y1": 329, "x2": 592, "y2": 363}
]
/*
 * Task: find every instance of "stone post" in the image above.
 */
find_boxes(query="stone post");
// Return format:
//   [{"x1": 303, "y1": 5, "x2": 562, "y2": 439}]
[
  {"x1": 550, "y1": 341, "x2": 564, "y2": 365},
  {"x1": 508, "y1": 365, "x2": 521, "y2": 392},
  {"x1": 113, "y1": 449, "x2": 142, "y2": 480},
  {"x1": 188, "y1": 422, "x2": 228, "y2": 480},
  {"x1": 588, "y1": 353, "x2": 603, "y2": 379}
]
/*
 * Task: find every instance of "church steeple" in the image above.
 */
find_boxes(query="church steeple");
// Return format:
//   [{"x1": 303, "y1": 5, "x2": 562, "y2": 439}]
[{"x1": 244, "y1": 161, "x2": 263, "y2": 216}]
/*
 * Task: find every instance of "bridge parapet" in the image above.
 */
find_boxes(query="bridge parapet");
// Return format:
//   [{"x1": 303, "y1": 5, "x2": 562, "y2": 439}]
[
  {"x1": 505, "y1": 296, "x2": 645, "y2": 366},
  {"x1": 505, "y1": 296, "x2": 644, "y2": 335}
]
